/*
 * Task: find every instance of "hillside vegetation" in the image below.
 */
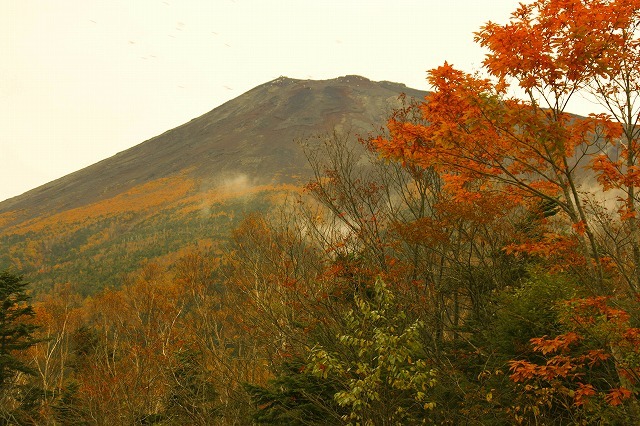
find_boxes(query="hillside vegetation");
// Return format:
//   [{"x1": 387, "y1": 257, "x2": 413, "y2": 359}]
[{"x1": 0, "y1": 174, "x2": 295, "y2": 294}]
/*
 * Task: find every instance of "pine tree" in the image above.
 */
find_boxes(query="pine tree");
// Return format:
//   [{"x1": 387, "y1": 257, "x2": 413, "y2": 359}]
[{"x1": 0, "y1": 270, "x2": 40, "y2": 390}]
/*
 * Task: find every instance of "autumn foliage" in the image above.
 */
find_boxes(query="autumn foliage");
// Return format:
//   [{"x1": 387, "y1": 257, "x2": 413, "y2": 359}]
[{"x1": 3, "y1": 0, "x2": 640, "y2": 424}]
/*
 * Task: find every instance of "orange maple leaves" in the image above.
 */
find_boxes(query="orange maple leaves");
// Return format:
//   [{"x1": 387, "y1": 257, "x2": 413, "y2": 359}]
[
  {"x1": 477, "y1": 0, "x2": 640, "y2": 90},
  {"x1": 509, "y1": 296, "x2": 640, "y2": 409}
]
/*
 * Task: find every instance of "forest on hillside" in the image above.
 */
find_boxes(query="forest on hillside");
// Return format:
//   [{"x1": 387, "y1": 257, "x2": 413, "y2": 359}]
[{"x1": 4, "y1": 1, "x2": 640, "y2": 424}]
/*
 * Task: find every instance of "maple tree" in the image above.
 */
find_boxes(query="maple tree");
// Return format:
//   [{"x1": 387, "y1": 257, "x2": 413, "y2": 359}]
[
  {"x1": 370, "y1": 0, "x2": 640, "y2": 297},
  {"x1": 477, "y1": 0, "x2": 640, "y2": 293},
  {"x1": 372, "y1": 63, "x2": 613, "y2": 289}
]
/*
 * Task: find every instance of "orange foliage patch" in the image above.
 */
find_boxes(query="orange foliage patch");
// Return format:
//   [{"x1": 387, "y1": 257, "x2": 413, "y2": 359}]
[{"x1": 5, "y1": 175, "x2": 196, "y2": 236}]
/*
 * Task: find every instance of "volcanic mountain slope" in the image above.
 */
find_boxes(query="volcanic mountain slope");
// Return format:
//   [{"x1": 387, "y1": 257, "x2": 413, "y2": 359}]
[
  {"x1": 0, "y1": 75, "x2": 427, "y2": 294},
  {"x1": 0, "y1": 76, "x2": 425, "y2": 219}
]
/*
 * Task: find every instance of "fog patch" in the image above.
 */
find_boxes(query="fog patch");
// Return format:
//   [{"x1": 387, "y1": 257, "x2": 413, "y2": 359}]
[
  {"x1": 218, "y1": 173, "x2": 251, "y2": 193},
  {"x1": 197, "y1": 172, "x2": 259, "y2": 218}
]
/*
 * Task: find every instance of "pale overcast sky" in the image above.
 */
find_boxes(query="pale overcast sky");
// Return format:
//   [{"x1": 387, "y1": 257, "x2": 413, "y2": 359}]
[{"x1": 0, "y1": 0, "x2": 602, "y2": 202}]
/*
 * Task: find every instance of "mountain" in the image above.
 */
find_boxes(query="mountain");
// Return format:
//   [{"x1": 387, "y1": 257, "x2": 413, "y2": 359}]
[{"x1": 0, "y1": 75, "x2": 427, "y2": 294}]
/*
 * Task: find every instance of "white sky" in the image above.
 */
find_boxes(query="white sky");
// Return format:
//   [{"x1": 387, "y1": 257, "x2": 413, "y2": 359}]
[{"x1": 0, "y1": 0, "x2": 603, "y2": 202}]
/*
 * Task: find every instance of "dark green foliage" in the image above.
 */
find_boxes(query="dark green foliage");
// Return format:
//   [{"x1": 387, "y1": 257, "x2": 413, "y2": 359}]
[
  {"x1": 245, "y1": 359, "x2": 345, "y2": 425},
  {"x1": 439, "y1": 272, "x2": 581, "y2": 425},
  {"x1": 52, "y1": 382, "x2": 90, "y2": 426},
  {"x1": 0, "y1": 270, "x2": 44, "y2": 425},
  {"x1": 135, "y1": 413, "x2": 167, "y2": 425},
  {"x1": 165, "y1": 350, "x2": 220, "y2": 424},
  {"x1": 0, "y1": 270, "x2": 40, "y2": 389},
  {"x1": 482, "y1": 271, "x2": 578, "y2": 358},
  {"x1": 0, "y1": 385, "x2": 46, "y2": 426}
]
